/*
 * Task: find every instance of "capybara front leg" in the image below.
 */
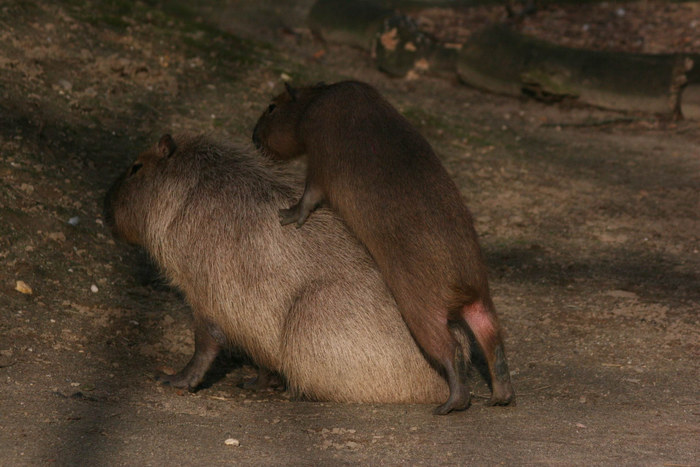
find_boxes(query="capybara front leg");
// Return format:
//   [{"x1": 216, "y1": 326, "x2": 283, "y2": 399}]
[
  {"x1": 279, "y1": 182, "x2": 325, "y2": 228},
  {"x1": 463, "y1": 300, "x2": 515, "y2": 406},
  {"x1": 156, "y1": 318, "x2": 223, "y2": 391}
]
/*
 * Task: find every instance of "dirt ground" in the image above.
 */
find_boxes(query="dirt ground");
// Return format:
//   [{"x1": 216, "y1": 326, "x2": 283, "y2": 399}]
[
  {"x1": 1, "y1": 1, "x2": 698, "y2": 465},
  {"x1": 418, "y1": 1, "x2": 700, "y2": 53}
]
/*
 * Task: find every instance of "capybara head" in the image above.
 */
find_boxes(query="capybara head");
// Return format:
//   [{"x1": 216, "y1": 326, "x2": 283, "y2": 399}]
[
  {"x1": 252, "y1": 82, "x2": 323, "y2": 160},
  {"x1": 104, "y1": 134, "x2": 180, "y2": 245}
]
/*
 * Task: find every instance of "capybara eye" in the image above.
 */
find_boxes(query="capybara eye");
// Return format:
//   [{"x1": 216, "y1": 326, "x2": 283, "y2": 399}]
[
  {"x1": 129, "y1": 163, "x2": 143, "y2": 176},
  {"x1": 267, "y1": 104, "x2": 276, "y2": 113}
]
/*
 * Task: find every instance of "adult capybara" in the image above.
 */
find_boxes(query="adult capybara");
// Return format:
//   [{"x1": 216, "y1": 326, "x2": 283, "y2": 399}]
[
  {"x1": 252, "y1": 80, "x2": 515, "y2": 414},
  {"x1": 104, "y1": 134, "x2": 448, "y2": 404}
]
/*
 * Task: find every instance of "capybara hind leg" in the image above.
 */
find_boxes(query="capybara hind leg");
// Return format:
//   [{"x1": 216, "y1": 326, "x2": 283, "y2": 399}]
[
  {"x1": 416, "y1": 328, "x2": 471, "y2": 415},
  {"x1": 433, "y1": 356, "x2": 471, "y2": 415},
  {"x1": 489, "y1": 344, "x2": 515, "y2": 406},
  {"x1": 462, "y1": 301, "x2": 515, "y2": 406},
  {"x1": 156, "y1": 319, "x2": 222, "y2": 391},
  {"x1": 280, "y1": 182, "x2": 325, "y2": 227}
]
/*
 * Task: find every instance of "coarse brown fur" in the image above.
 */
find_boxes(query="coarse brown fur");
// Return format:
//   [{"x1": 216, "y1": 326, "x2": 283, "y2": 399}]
[
  {"x1": 104, "y1": 134, "x2": 448, "y2": 404},
  {"x1": 253, "y1": 80, "x2": 515, "y2": 414}
]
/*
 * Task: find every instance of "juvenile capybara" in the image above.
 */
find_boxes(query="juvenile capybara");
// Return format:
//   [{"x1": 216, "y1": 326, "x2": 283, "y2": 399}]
[
  {"x1": 104, "y1": 134, "x2": 449, "y2": 404},
  {"x1": 252, "y1": 80, "x2": 515, "y2": 414}
]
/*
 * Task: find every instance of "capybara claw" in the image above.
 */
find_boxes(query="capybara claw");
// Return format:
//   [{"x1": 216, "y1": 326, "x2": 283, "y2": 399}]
[
  {"x1": 487, "y1": 395, "x2": 516, "y2": 407},
  {"x1": 432, "y1": 393, "x2": 471, "y2": 415}
]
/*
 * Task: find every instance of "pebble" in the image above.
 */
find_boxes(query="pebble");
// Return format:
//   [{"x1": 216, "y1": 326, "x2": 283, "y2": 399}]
[
  {"x1": 47, "y1": 232, "x2": 66, "y2": 242},
  {"x1": 68, "y1": 216, "x2": 80, "y2": 226},
  {"x1": 90, "y1": 284, "x2": 99, "y2": 293},
  {"x1": 224, "y1": 438, "x2": 240, "y2": 446},
  {"x1": 58, "y1": 79, "x2": 72, "y2": 91}
]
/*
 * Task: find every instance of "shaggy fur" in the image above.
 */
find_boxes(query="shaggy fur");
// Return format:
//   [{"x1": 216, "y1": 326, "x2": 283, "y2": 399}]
[
  {"x1": 252, "y1": 81, "x2": 515, "y2": 413},
  {"x1": 104, "y1": 134, "x2": 448, "y2": 404}
]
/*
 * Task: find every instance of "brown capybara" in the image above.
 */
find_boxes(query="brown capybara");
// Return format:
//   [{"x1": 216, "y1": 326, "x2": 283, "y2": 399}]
[
  {"x1": 252, "y1": 80, "x2": 515, "y2": 414},
  {"x1": 104, "y1": 134, "x2": 449, "y2": 404}
]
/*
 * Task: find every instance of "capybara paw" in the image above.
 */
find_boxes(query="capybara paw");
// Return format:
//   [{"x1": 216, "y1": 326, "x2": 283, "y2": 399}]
[
  {"x1": 487, "y1": 394, "x2": 516, "y2": 407},
  {"x1": 433, "y1": 393, "x2": 471, "y2": 415},
  {"x1": 279, "y1": 207, "x2": 299, "y2": 226},
  {"x1": 488, "y1": 383, "x2": 515, "y2": 406},
  {"x1": 155, "y1": 372, "x2": 194, "y2": 391}
]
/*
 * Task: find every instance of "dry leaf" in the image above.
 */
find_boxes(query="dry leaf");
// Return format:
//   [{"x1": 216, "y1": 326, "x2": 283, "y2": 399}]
[{"x1": 15, "y1": 280, "x2": 33, "y2": 295}]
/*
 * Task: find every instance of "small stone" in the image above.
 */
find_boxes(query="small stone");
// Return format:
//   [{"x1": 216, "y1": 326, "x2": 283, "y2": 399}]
[
  {"x1": 47, "y1": 232, "x2": 66, "y2": 242},
  {"x1": 58, "y1": 79, "x2": 72, "y2": 91},
  {"x1": 224, "y1": 438, "x2": 240, "y2": 446},
  {"x1": 68, "y1": 216, "x2": 80, "y2": 226},
  {"x1": 90, "y1": 284, "x2": 99, "y2": 293}
]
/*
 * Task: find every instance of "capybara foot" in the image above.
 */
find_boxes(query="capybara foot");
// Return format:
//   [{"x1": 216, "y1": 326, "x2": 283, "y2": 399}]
[
  {"x1": 279, "y1": 206, "x2": 303, "y2": 226},
  {"x1": 487, "y1": 382, "x2": 516, "y2": 406},
  {"x1": 433, "y1": 389, "x2": 471, "y2": 415},
  {"x1": 155, "y1": 372, "x2": 197, "y2": 392},
  {"x1": 279, "y1": 185, "x2": 323, "y2": 227}
]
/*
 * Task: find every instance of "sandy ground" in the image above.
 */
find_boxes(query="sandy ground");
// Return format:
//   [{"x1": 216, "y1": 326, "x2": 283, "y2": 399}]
[{"x1": 1, "y1": 1, "x2": 698, "y2": 465}]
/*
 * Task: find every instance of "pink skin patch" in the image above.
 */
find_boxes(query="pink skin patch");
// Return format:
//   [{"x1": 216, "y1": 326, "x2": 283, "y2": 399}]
[{"x1": 462, "y1": 300, "x2": 497, "y2": 350}]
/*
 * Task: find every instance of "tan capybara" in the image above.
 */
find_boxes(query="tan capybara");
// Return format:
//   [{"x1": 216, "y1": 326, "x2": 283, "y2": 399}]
[
  {"x1": 104, "y1": 134, "x2": 449, "y2": 404},
  {"x1": 252, "y1": 80, "x2": 515, "y2": 414}
]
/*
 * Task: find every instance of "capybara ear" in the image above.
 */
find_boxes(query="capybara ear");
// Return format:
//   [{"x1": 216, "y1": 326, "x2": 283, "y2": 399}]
[
  {"x1": 284, "y1": 82, "x2": 297, "y2": 101},
  {"x1": 157, "y1": 134, "x2": 177, "y2": 158}
]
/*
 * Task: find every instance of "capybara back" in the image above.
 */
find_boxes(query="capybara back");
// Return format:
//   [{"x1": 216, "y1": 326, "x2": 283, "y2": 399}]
[
  {"x1": 105, "y1": 134, "x2": 448, "y2": 404},
  {"x1": 253, "y1": 81, "x2": 515, "y2": 413}
]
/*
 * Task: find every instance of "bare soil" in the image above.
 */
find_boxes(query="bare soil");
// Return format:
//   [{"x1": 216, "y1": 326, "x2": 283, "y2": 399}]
[{"x1": 1, "y1": 1, "x2": 698, "y2": 465}]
